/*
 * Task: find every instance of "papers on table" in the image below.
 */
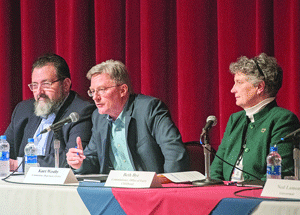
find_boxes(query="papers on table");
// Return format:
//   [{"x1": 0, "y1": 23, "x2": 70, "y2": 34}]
[{"x1": 161, "y1": 171, "x2": 206, "y2": 183}]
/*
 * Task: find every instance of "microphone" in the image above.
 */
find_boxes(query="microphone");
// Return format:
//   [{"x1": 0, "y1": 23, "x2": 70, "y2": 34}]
[
  {"x1": 201, "y1": 115, "x2": 217, "y2": 137},
  {"x1": 281, "y1": 128, "x2": 300, "y2": 141},
  {"x1": 39, "y1": 112, "x2": 79, "y2": 135}
]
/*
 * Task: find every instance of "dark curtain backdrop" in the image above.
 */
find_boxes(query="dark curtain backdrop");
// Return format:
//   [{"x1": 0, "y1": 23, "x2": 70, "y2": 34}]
[{"x1": 1, "y1": 0, "x2": 300, "y2": 150}]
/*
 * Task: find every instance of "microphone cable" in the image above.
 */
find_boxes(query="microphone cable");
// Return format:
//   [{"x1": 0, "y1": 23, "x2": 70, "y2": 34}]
[
  {"x1": 199, "y1": 137, "x2": 294, "y2": 182},
  {"x1": 200, "y1": 140, "x2": 260, "y2": 180},
  {"x1": 2, "y1": 157, "x2": 25, "y2": 182}
]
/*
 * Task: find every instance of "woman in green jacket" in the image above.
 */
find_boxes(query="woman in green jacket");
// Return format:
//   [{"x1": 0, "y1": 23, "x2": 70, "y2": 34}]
[{"x1": 211, "y1": 53, "x2": 300, "y2": 181}]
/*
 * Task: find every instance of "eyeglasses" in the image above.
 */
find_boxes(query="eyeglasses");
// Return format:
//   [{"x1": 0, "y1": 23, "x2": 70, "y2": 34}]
[
  {"x1": 87, "y1": 85, "x2": 120, "y2": 97},
  {"x1": 28, "y1": 78, "x2": 63, "y2": 91}
]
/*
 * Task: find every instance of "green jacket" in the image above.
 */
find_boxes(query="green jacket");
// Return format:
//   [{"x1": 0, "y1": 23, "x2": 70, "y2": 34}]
[{"x1": 211, "y1": 100, "x2": 300, "y2": 181}]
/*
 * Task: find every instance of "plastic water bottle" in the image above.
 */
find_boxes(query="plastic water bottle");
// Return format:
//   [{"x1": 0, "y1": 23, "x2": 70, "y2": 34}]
[
  {"x1": 0, "y1": 135, "x2": 10, "y2": 177},
  {"x1": 24, "y1": 138, "x2": 38, "y2": 175},
  {"x1": 266, "y1": 146, "x2": 281, "y2": 179}
]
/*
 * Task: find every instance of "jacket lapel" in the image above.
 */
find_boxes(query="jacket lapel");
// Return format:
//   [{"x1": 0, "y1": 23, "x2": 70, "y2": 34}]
[
  {"x1": 124, "y1": 94, "x2": 135, "y2": 143},
  {"x1": 27, "y1": 115, "x2": 42, "y2": 138},
  {"x1": 19, "y1": 115, "x2": 41, "y2": 156},
  {"x1": 98, "y1": 116, "x2": 111, "y2": 173},
  {"x1": 124, "y1": 95, "x2": 139, "y2": 170}
]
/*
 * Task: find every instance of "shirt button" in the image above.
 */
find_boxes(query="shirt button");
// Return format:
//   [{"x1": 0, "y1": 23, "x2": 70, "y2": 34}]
[
  {"x1": 118, "y1": 144, "x2": 120, "y2": 147},
  {"x1": 123, "y1": 160, "x2": 126, "y2": 163},
  {"x1": 250, "y1": 124, "x2": 254, "y2": 129},
  {"x1": 245, "y1": 148, "x2": 250, "y2": 153}
]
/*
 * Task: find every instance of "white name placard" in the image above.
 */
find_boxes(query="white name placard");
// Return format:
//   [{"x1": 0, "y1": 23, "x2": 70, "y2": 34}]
[
  {"x1": 23, "y1": 167, "x2": 78, "y2": 184},
  {"x1": 261, "y1": 179, "x2": 300, "y2": 199},
  {"x1": 104, "y1": 170, "x2": 162, "y2": 188}
]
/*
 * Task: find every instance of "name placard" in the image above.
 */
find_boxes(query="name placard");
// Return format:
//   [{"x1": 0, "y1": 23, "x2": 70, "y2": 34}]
[
  {"x1": 104, "y1": 170, "x2": 162, "y2": 188},
  {"x1": 261, "y1": 179, "x2": 300, "y2": 199},
  {"x1": 23, "y1": 167, "x2": 78, "y2": 184}
]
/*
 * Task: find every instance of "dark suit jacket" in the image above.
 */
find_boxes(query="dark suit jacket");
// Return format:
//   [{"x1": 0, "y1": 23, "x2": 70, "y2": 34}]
[
  {"x1": 75, "y1": 94, "x2": 189, "y2": 174},
  {"x1": 5, "y1": 91, "x2": 96, "y2": 167}
]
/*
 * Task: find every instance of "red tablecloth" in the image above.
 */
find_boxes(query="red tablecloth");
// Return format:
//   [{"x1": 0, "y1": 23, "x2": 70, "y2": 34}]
[{"x1": 112, "y1": 184, "x2": 263, "y2": 215}]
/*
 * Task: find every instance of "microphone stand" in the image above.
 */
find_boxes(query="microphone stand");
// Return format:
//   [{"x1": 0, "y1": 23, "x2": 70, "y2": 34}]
[
  {"x1": 53, "y1": 131, "x2": 60, "y2": 168},
  {"x1": 193, "y1": 131, "x2": 223, "y2": 186},
  {"x1": 284, "y1": 139, "x2": 300, "y2": 180},
  {"x1": 293, "y1": 147, "x2": 300, "y2": 180}
]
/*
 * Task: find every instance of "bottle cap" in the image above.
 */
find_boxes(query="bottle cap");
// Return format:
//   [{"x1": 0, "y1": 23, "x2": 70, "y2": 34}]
[
  {"x1": 0, "y1": 135, "x2": 7, "y2": 140},
  {"x1": 28, "y1": 138, "x2": 34, "y2": 142},
  {"x1": 270, "y1": 146, "x2": 278, "y2": 152}
]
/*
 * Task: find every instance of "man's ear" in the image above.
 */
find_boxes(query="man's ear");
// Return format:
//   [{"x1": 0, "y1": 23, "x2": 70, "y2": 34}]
[
  {"x1": 120, "y1": 84, "x2": 128, "y2": 97},
  {"x1": 63, "y1": 78, "x2": 72, "y2": 93}
]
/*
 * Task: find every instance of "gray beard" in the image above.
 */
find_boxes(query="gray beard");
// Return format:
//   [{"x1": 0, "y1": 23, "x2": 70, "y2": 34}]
[{"x1": 34, "y1": 94, "x2": 65, "y2": 117}]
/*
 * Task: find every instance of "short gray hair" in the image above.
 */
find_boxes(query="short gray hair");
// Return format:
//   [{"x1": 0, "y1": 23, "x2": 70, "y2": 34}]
[
  {"x1": 86, "y1": 60, "x2": 133, "y2": 94},
  {"x1": 229, "y1": 53, "x2": 283, "y2": 97}
]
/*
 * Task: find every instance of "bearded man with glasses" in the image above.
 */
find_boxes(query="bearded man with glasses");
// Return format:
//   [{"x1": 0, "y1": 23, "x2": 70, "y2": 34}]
[
  {"x1": 66, "y1": 60, "x2": 189, "y2": 174},
  {"x1": 5, "y1": 53, "x2": 95, "y2": 171}
]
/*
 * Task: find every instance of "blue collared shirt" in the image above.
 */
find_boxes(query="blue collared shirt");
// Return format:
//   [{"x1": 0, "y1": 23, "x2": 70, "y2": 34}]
[
  {"x1": 34, "y1": 113, "x2": 56, "y2": 155},
  {"x1": 108, "y1": 111, "x2": 134, "y2": 171}
]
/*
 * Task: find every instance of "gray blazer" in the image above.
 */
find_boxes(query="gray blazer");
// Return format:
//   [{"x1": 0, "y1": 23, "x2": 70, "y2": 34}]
[
  {"x1": 5, "y1": 91, "x2": 96, "y2": 167},
  {"x1": 76, "y1": 94, "x2": 189, "y2": 174}
]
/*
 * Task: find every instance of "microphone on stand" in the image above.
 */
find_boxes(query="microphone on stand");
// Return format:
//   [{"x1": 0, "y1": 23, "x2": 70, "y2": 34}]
[
  {"x1": 39, "y1": 112, "x2": 79, "y2": 135},
  {"x1": 200, "y1": 116, "x2": 217, "y2": 138},
  {"x1": 280, "y1": 128, "x2": 300, "y2": 180},
  {"x1": 193, "y1": 115, "x2": 223, "y2": 186},
  {"x1": 280, "y1": 128, "x2": 300, "y2": 141},
  {"x1": 39, "y1": 112, "x2": 79, "y2": 168}
]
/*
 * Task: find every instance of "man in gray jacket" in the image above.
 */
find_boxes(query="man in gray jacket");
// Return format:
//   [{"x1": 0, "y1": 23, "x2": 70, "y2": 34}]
[{"x1": 67, "y1": 60, "x2": 189, "y2": 174}]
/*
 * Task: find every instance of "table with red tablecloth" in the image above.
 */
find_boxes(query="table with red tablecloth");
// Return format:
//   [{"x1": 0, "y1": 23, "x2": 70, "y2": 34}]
[
  {"x1": 112, "y1": 184, "x2": 263, "y2": 214},
  {"x1": 1, "y1": 175, "x2": 299, "y2": 215},
  {"x1": 78, "y1": 182, "x2": 267, "y2": 214}
]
